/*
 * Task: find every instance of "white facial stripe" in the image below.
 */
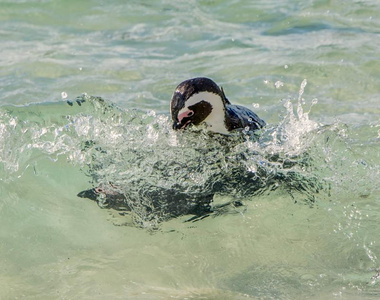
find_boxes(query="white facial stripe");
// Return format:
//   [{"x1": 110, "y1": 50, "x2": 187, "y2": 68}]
[{"x1": 178, "y1": 91, "x2": 229, "y2": 134}]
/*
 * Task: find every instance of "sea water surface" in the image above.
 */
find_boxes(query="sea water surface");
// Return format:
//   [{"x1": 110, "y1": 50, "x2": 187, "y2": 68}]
[{"x1": 1, "y1": 0, "x2": 379, "y2": 299}]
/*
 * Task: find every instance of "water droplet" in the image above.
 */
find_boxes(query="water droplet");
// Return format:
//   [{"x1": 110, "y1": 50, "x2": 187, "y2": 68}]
[
  {"x1": 9, "y1": 118, "x2": 17, "y2": 127},
  {"x1": 275, "y1": 81, "x2": 284, "y2": 89},
  {"x1": 147, "y1": 110, "x2": 156, "y2": 117}
]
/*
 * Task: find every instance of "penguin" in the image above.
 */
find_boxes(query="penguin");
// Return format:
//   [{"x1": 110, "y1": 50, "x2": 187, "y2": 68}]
[
  {"x1": 171, "y1": 77, "x2": 265, "y2": 134},
  {"x1": 77, "y1": 78, "x2": 268, "y2": 225}
]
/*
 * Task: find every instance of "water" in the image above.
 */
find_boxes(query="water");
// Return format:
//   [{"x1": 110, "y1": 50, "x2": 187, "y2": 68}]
[{"x1": 1, "y1": 0, "x2": 379, "y2": 299}]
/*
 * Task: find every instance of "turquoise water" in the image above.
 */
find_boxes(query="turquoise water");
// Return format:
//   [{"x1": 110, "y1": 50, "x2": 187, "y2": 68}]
[{"x1": 1, "y1": 0, "x2": 379, "y2": 299}]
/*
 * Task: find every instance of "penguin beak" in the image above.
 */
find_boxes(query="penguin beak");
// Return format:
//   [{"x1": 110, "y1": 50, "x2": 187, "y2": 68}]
[
  {"x1": 173, "y1": 109, "x2": 194, "y2": 130},
  {"x1": 173, "y1": 121, "x2": 190, "y2": 130}
]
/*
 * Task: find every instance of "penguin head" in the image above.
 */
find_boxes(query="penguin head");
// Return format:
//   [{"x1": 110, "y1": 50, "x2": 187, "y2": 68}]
[{"x1": 170, "y1": 77, "x2": 230, "y2": 133}]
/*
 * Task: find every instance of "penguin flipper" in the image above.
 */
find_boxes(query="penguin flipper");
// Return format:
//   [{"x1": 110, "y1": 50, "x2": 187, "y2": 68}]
[{"x1": 77, "y1": 187, "x2": 130, "y2": 211}]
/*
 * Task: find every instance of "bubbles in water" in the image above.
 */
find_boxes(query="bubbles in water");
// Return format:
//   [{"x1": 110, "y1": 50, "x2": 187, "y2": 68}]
[
  {"x1": 61, "y1": 92, "x2": 68, "y2": 100},
  {"x1": 252, "y1": 103, "x2": 260, "y2": 109}
]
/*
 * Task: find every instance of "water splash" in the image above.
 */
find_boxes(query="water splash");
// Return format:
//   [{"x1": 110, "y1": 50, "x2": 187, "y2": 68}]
[
  {"x1": 264, "y1": 79, "x2": 320, "y2": 157},
  {"x1": 0, "y1": 84, "x2": 375, "y2": 228},
  {"x1": 0, "y1": 92, "x2": 323, "y2": 226}
]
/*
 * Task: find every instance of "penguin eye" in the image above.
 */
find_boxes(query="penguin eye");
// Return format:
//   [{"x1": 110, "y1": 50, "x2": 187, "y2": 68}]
[{"x1": 187, "y1": 111, "x2": 194, "y2": 117}]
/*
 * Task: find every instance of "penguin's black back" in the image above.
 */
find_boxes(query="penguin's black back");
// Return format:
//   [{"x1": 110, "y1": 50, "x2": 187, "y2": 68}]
[{"x1": 225, "y1": 105, "x2": 266, "y2": 132}]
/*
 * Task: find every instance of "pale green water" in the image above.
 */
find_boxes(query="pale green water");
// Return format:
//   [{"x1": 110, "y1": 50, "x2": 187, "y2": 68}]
[{"x1": 1, "y1": 0, "x2": 379, "y2": 299}]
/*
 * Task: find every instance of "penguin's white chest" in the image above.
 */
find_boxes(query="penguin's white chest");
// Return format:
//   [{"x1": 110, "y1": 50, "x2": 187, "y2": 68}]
[{"x1": 203, "y1": 110, "x2": 229, "y2": 134}]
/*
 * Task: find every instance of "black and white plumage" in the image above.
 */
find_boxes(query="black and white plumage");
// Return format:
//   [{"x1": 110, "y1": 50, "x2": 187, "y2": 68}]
[
  {"x1": 76, "y1": 79, "x2": 275, "y2": 225},
  {"x1": 171, "y1": 77, "x2": 265, "y2": 134}
]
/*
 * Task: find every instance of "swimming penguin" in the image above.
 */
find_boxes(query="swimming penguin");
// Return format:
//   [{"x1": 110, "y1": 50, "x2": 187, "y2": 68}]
[
  {"x1": 77, "y1": 78, "x2": 270, "y2": 225},
  {"x1": 171, "y1": 77, "x2": 265, "y2": 134}
]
